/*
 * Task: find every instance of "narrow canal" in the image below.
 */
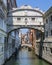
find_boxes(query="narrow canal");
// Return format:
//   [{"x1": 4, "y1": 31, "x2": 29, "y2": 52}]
[{"x1": 5, "y1": 48, "x2": 51, "y2": 65}]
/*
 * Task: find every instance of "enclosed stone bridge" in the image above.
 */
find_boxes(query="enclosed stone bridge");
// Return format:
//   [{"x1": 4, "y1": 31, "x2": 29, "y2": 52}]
[{"x1": 7, "y1": 5, "x2": 44, "y2": 33}]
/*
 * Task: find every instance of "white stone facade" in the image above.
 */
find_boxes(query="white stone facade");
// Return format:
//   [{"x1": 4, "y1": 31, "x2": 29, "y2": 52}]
[{"x1": 7, "y1": 5, "x2": 44, "y2": 32}]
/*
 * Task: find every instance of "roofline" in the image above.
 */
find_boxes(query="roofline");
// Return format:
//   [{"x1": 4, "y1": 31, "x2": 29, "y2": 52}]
[
  {"x1": 43, "y1": 6, "x2": 52, "y2": 18},
  {"x1": 8, "y1": 8, "x2": 44, "y2": 15},
  {"x1": 45, "y1": 6, "x2": 52, "y2": 14}
]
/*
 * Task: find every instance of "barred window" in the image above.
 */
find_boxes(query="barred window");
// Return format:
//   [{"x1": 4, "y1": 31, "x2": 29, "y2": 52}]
[
  {"x1": 25, "y1": 18, "x2": 27, "y2": 20},
  {"x1": 50, "y1": 48, "x2": 52, "y2": 53},
  {"x1": 32, "y1": 18, "x2": 35, "y2": 20},
  {"x1": 50, "y1": 15, "x2": 52, "y2": 21},
  {"x1": 46, "y1": 19, "x2": 48, "y2": 23},
  {"x1": 17, "y1": 18, "x2": 21, "y2": 20}
]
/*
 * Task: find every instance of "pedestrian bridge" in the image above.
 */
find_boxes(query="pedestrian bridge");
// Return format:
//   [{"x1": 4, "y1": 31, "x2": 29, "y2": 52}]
[
  {"x1": 21, "y1": 44, "x2": 32, "y2": 48},
  {"x1": 7, "y1": 5, "x2": 44, "y2": 33}
]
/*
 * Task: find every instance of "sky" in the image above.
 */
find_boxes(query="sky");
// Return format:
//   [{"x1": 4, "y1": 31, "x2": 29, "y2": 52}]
[
  {"x1": 16, "y1": 0, "x2": 52, "y2": 11},
  {"x1": 20, "y1": 29, "x2": 28, "y2": 34},
  {"x1": 16, "y1": 0, "x2": 52, "y2": 34}
]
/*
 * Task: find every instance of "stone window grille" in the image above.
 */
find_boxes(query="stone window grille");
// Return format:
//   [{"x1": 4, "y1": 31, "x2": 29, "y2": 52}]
[
  {"x1": 25, "y1": 18, "x2": 27, "y2": 20},
  {"x1": 32, "y1": 18, "x2": 35, "y2": 20},
  {"x1": 17, "y1": 18, "x2": 21, "y2": 20},
  {"x1": 25, "y1": 18, "x2": 27, "y2": 24},
  {"x1": 50, "y1": 48, "x2": 52, "y2": 53}
]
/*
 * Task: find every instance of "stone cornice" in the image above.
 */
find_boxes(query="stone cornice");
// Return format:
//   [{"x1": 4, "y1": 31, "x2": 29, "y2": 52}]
[
  {"x1": 8, "y1": 15, "x2": 43, "y2": 17},
  {"x1": 8, "y1": 9, "x2": 43, "y2": 15}
]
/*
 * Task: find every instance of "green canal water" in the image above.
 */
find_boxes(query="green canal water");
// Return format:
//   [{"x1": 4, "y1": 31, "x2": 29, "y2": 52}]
[{"x1": 5, "y1": 48, "x2": 51, "y2": 65}]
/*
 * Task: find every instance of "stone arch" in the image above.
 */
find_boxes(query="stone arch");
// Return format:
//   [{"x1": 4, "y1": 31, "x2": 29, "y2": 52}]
[
  {"x1": 7, "y1": 25, "x2": 44, "y2": 57},
  {"x1": 7, "y1": 25, "x2": 44, "y2": 34},
  {"x1": 7, "y1": 26, "x2": 44, "y2": 45}
]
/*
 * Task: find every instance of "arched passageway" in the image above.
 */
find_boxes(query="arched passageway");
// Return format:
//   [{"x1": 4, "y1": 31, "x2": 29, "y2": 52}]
[{"x1": 6, "y1": 27, "x2": 44, "y2": 58}]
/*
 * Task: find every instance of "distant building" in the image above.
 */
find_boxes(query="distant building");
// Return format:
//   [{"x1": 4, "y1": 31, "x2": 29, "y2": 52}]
[
  {"x1": 28, "y1": 29, "x2": 36, "y2": 47},
  {"x1": 21, "y1": 34, "x2": 25, "y2": 44},
  {"x1": 24, "y1": 34, "x2": 28, "y2": 44}
]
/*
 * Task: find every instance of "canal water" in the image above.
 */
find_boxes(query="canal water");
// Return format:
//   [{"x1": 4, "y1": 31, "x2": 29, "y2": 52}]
[{"x1": 5, "y1": 48, "x2": 51, "y2": 65}]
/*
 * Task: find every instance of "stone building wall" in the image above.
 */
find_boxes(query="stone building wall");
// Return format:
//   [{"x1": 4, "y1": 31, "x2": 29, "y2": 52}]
[
  {"x1": 0, "y1": 0, "x2": 7, "y2": 64},
  {"x1": 35, "y1": 6, "x2": 52, "y2": 64}
]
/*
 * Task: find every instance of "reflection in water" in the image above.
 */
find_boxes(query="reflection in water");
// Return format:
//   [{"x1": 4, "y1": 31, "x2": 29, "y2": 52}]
[{"x1": 5, "y1": 48, "x2": 50, "y2": 65}]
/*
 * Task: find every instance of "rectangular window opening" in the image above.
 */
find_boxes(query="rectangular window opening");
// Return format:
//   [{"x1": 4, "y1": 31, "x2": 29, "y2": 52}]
[
  {"x1": 32, "y1": 18, "x2": 35, "y2": 20},
  {"x1": 51, "y1": 15, "x2": 52, "y2": 21},
  {"x1": 17, "y1": 18, "x2": 21, "y2": 20},
  {"x1": 50, "y1": 48, "x2": 52, "y2": 53}
]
